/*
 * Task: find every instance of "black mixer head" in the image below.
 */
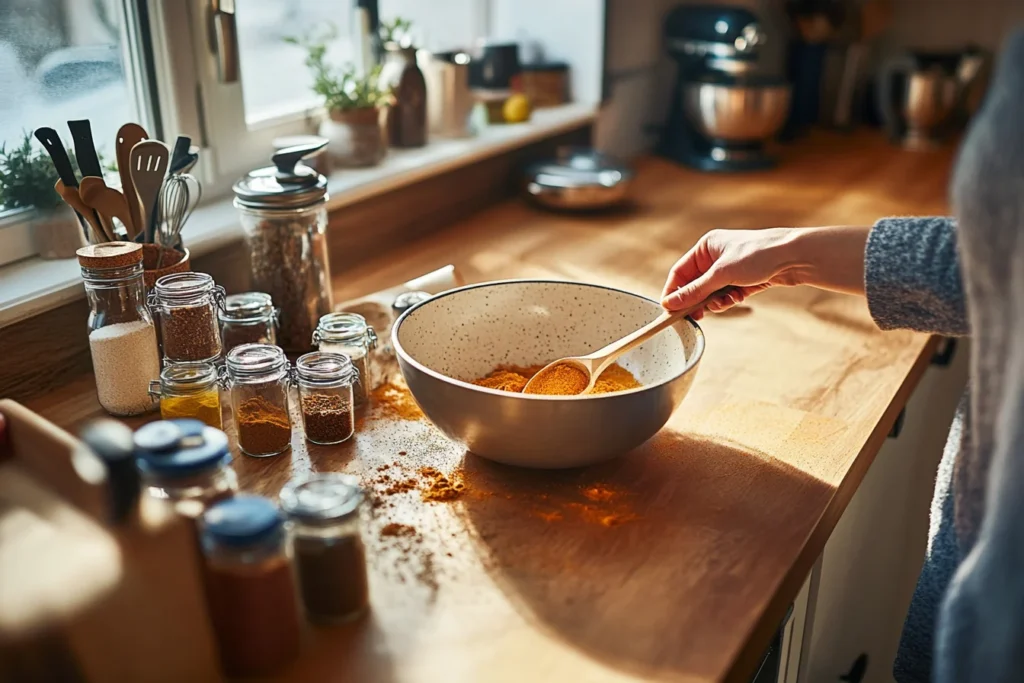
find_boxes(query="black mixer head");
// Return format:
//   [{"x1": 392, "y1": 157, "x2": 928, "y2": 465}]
[{"x1": 664, "y1": 4, "x2": 764, "y2": 62}]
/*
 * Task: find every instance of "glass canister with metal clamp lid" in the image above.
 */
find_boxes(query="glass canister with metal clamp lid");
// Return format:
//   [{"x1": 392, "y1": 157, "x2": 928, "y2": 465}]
[
  {"x1": 233, "y1": 141, "x2": 333, "y2": 353},
  {"x1": 149, "y1": 272, "x2": 226, "y2": 363},
  {"x1": 149, "y1": 362, "x2": 223, "y2": 429},
  {"x1": 222, "y1": 343, "x2": 293, "y2": 458},
  {"x1": 313, "y1": 312, "x2": 377, "y2": 408},
  {"x1": 219, "y1": 291, "x2": 278, "y2": 354}
]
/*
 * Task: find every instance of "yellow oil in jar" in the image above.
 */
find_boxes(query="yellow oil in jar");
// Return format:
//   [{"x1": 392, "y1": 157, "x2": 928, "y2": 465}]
[{"x1": 160, "y1": 388, "x2": 223, "y2": 430}]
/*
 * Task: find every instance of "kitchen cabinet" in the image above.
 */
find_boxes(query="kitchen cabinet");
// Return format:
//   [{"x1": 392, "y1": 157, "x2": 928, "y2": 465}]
[{"x1": 793, "y1": 339, "x2": 969, "y2": 683}]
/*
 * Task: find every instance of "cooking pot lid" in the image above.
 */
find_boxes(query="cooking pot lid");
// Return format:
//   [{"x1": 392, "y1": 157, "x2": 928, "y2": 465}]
[
  {"x1": 527, "y1": 148, "x2": 633, "y2": 190},
  {"x1": 233, "y1": 140, "x2": 329, "y2": 209}
]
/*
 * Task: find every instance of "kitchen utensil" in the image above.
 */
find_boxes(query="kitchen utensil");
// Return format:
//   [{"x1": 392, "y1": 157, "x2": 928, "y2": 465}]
[
  {"x1": 524, "y1": 148, "x2": 634, "y2": 211},
  {"x1": 422, "y1": 51, "x2": 475, "y2": 138},
  {"x1": 33, "y1": 127, "x2": 90, "y2": 239},
  {"x1": 79, "y1": 177, "x2": 135, "y2": 240},
  {"x1": 659, "y1": 5, "x2": 785, "y2": 171},
  {"x1": 128, "y1": 139, "x2": 169, "y2": 243},
  {"x1": 168, "y1": 135, "x2": 191, "y2": 175},
  {"x1": 156, "y1": 172, "x2": 201, "y2": 268},
  {"x1": 67, "y1": 120, "x2": 104, "y2": 178},
  {"x1": 54, "y1": 179, "x2": 107, "y2": 242},
  {"x1": 523, "y1": 287, "x2": 733, "y2": 395},
  {"x1": 392, "y1": 280, "x2": 704, "y2": 468},
  {"x1": 116, "y1": 123, "x2": 148, "y2": 238}
]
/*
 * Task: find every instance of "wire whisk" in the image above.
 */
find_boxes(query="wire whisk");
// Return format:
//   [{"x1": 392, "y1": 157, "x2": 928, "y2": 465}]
[{"x1": 156, "y1": 172, "x2": 202, "y2": 268}]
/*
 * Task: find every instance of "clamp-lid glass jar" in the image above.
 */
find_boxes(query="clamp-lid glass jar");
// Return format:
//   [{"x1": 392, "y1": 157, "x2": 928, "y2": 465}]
[
  {"x1": 134, "y1": 419, "x2": 237, "y2": 518},
  {"x1": 78, "y1": 242, "x2": 161, "y2": 417},
  {"x1": 219, "y1": 292, "x2": 278, "y2": 354},
  {"x1": 313, "y1": 313, "x2": 377, "y2": 407},
  {"x1": 148, "y1": 362, "x2": 223, "y2": 429},
  {"x1": 294, "y1": 352, "x2": 357, "y2": 445},
  {"x1": 223, "y1": 344, "x2": 292, "y2": 458},
  {"x1": 232, "y1": 142, "x2": 333, "y2": 353},
  {"x1": 201, "y1": 495, "x2": 301, "y2": 677},
  {"x1": 280, "y1": 474, "x2": 369, "y2": 622},
  {"x1": 150, "y1": 272, "x2": 226, "y2": 363}
]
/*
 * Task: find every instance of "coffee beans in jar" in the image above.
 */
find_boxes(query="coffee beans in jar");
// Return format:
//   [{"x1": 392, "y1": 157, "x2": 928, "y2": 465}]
[{"x1": 150, "y1": 272, "x2": 225, "y2": 363}]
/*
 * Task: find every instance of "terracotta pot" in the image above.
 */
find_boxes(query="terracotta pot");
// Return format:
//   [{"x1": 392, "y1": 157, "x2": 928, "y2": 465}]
[
  {"x1": 142, "y1": 244, "x2": 190, "y2": 289},
  {"x1": 319, "y1": 107, "x2": 387, "y2": 168},
  {"x1": 32, "y1": 205, "x2": 88, "y2": 260}
]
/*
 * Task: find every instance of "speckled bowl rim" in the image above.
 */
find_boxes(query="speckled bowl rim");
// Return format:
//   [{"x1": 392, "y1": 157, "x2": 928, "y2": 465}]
[{"x1": 392, "y1": 279, "x2": 705, "y2": 401}]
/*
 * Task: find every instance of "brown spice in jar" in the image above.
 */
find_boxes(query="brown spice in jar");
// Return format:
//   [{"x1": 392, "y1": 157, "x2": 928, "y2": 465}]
[
  {"x1": 293, "y1": 534, "x2": 369, "y2": 622},
  {"x1": 221, "y1": 322, "x2": 274, "y2": 355},
  {"x1": 301, "y1": 393, "x2": 354, "y2": 445},
  {"x1": 236, "y1": 395, "x2": 291, "y2": 456},
  {"x1": 161, "y1": 304, "x2": 222, "y2": 361}
]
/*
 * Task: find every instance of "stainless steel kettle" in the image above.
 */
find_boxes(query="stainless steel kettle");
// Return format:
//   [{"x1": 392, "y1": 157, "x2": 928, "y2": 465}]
[{"x1": 877, "y1": 48, "x2": 987, "y2": 149}]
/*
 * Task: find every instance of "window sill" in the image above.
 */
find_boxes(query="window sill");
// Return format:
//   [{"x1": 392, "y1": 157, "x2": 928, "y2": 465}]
[{"x1": 0, "y1": 103, "x2": 596, "y2": 329}]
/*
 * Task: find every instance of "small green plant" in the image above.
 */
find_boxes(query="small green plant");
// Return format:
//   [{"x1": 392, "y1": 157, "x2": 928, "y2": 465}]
[
  {"x1": 379, "y1": 16, "x2": 414, "y2": 46},
  {"x1": 0, "y1": 131, "x2": 83, "y2": 211},
  {"x1": 285, "y1": 24, "x2": 391, "y2": 112}
]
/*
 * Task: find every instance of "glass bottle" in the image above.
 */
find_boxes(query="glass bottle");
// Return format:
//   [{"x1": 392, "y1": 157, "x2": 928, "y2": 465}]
[
  {"x1": 233, "y1": 142, "x2": 333, "y2": 353},
  {"x1": 381, "y1": 43, "x2": 427, "y2": 148},
  {"x1": 280, "y1": 474, "x2": 369, "y2": 623},
  {"x1": 294, "y1": 352, "x2": 357, "y2": 445},
  {"x1": 77, "y1": 242, "x2": 161, "y2": 416},
  {"x1": 149, "y1": 272, "x2": 226, "y2": 363},
  {"x1": 219, "y1": 291, "x2": 278, "y2": 354},
  {"x1": 223, "y1": 344, "x2": 292, "y2": 458},
  {"x1": 148, "y1": 362, "x2": 223, "y2": 429},
  {"x1": 201, "y1": 495, "x2": 302, "y2": 677},
  {"x1": 313, "y1": 312, "x2": 377, "y2": 408},
  {"x1": 133, "y1": 419, "x2": 238, "y2": 519}
]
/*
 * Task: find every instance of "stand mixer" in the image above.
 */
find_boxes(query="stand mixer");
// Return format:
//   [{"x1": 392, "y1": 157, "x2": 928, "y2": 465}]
[{"x1": 658, "y1": 5, "x2": 792, "y2": 171}]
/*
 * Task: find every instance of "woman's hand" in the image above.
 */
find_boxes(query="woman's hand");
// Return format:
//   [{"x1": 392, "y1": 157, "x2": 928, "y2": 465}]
[{"x1": 661, "y1": 226, "x2": 871, "y2": 318}]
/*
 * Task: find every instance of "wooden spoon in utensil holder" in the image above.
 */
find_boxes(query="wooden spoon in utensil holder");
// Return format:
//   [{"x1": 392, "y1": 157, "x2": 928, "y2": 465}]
[
  {"x1": 54, "y1": 180, "x2": 111, "y2": 243},
  {"x1": 116, "y1": 123, "x2": 148, "y2": 238},
  {"x1": 522, "y1": 287, "x2": 738, "y2": 396},
  {"x1": 79, "y1": 177, "x2": 135, "y2": 241}
]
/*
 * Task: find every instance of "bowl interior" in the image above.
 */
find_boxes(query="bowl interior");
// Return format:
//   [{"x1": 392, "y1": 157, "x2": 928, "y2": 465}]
[{"x1": 396, "y1": 281, "x2": 701, "y2": 391}]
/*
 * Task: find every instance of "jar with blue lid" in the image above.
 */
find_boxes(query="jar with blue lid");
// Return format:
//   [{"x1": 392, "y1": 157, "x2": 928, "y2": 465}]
[
  {"x1": 201, "y1": 495, "x2": 302, "y2": 677},
  {"x1": 134, "y1": 419, "x2": 237, "y2": 518}
]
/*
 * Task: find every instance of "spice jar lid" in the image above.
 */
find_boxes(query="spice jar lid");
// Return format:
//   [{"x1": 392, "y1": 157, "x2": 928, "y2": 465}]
[
  {"x1": 295, "y1": 352, "x2": 357, "y2": 385},
  {"x1": 313, "y1": 312, "x2": 372, "y2": 344},
  {"x1": 232, "y1": 141, "x2": 329, "y2": 210},
  {"x1": 225, "y1": 343, "x2": 289, "y2": 378},
  {"x1": 202, "y1": 495, "x2": 284, "y2": 548},
  {"x1": 280, "y1": 474, "x2": 364, "y2": 525},
  {"x1": 134, "y1": 419, "x2": 231, "y2": 477},
  {"x1": 159, "y1": 362, "x2": 219, "y2": 392},
  {"x1": 77, "y1": 241, "x2": 143, "y2": 269},
  {"x1": 154, "y1": 271, "x2": 216, "y2": 302},
  {"x1": 392, "y1": 291, "x2": 431, "y2": 316},
  {"x1": 220, "y1": 292, "x2": 275, "y2": 323}
]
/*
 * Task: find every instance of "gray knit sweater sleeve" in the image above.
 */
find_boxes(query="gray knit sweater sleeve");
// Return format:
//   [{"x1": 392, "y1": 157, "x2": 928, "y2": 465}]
[{"x1": 865, "y1": 216, "x2": 968, "y2": 336}]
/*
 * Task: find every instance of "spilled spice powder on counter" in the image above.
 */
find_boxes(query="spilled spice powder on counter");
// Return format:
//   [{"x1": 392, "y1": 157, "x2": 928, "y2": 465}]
[
  {"x1": 523, "y1": 363, "x2": 589, "y2": 396},
  {"x1": 380, "y1": 523, "x2": 417, "y2": 538},
  {"x1": 370, "y1": 381, "x2": 424, "y2": 421},
  {"x1": 419, "y1": 466, "x2": 466, "y2": 502},
  {"x1": 472, "y1": 362, "x2": 640, "y2": 395}
]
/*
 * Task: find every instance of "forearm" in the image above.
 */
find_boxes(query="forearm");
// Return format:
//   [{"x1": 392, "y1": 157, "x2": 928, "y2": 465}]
[{"x1": 788, "y1": 225, "x2": 871, "y2": 295}]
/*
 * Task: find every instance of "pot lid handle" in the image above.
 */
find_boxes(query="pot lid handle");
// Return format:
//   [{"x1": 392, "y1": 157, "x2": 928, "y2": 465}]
[{"x1": 271, "y1": 140, "x2": 329, "y2": 183}]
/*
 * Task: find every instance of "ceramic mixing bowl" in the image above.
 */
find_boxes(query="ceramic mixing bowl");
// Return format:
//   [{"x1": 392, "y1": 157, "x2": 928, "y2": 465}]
[{"x1": 392, "y1": 280, "x2": 704, "y2": 468}]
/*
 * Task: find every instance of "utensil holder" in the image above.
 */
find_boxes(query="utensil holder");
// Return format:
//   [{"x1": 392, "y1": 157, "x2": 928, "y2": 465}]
[{"x1": 142, "y1": 244, "x2": 190, "y2": 290}]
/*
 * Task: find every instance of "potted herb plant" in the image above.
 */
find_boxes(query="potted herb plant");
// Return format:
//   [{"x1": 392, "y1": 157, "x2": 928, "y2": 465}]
[
  {"x1": 286, "y1": 25, "x2": 391, "y2": 168},
  {"x1": 0, "y1": 131, "x2": 86, "y2": 259}
]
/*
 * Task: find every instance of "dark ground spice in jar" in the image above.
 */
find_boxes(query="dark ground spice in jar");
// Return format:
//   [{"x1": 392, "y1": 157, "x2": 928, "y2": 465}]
[
  {"x1": 162, "y1": 304, "x2": 222, "y2": 361},
  {"x1": 293, "y1": 534, "x2": 369, "y2": 622},
  {"x1": 301, "y1": 393, "x2": 354, "y2": 445},
  {"x1": 236, "y1": 395, "x2": 291, "y2": 456}
]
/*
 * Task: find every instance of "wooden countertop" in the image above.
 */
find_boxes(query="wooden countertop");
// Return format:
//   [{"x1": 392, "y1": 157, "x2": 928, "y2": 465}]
[{"x1": 27, "y1": 132, "x2": 955, "y2": 683}]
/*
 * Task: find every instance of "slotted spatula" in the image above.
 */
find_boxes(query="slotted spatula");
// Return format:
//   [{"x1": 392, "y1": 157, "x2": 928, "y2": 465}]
[{"x1": 128, "y1": 140, "x2": 169, "y2": 243}]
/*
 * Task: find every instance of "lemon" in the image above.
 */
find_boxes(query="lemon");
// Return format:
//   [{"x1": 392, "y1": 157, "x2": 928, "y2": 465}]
[{"x1": 503, "y1": 94, "x2": 532, "y2": 123}]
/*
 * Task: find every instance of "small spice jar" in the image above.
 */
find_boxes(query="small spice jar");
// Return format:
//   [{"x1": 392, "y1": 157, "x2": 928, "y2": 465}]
[
  {"x1": 233, "y1": 142, "x2": 333, "y2": 352},
  {"x1": 148, "y1": 362, "x2": 222, "y2": 429},
  {"x1": 294, "y1": 352, "x2": 356, "y2": 445},
  {"x1": 313, "y1": 313, "x2": 377, "y2": 408},
  {"x1": 223, "y1": 344, "x2": 292, "y2": 458},
  {"x1": 219, "y1": 292, "x2": 278, "y2": 354},
  {"x1": 78, "y1": 243, "x2": 161, "y2": 416},
  {"x1": 280, "y1": 474, "x2": 369, "y2": 623},
  {"x1": 133, "y1": 419, "x2": 237, "y2": 519},
  {"x1": 200, "y1": 495, "x2": 302, "y2": 677},
  {"x1": 149, "y1": 272, "x2": 226, "y2": 363}
]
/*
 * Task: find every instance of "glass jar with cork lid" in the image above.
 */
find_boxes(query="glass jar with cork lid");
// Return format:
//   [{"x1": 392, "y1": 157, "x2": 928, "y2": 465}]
[
  {"x1": 149, "y1": 272, "x2": 226, "y2": 363},
  {"x1": 293, "y1": 352, "x2": 357, "y2": 445},
  {"x1": 313, "y1": 312, "x2": 377, "y2": 408},
  {"x1": 233, "y1": 141, "x2": 333, "y2": 352},
  {"x1": 222, "y1": 344, "x2": 293, "y2": 458},
  {"x1": 77, "y1": 242, "x2": 161, "y2": 416},
  {"x1": 149, "y1": 362, "x2": 223, "y2": 429},
  {"x1": 219, "y1": 292, "x2": 278, "y2": 354}
]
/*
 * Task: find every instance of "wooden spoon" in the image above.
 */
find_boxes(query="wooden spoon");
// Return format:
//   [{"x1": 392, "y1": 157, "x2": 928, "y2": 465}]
[
  {"x1": 79, "y1": 177, "x2": 135, "y2": 240},
  {"x1": 116, "y1": 123, "x2": 148, "y2": 238},
  {"x1": 54, "y1": 180, "x2": 109, "y2": 243},
  {"x1": 523, "y1": 287, "x2": 737, "y2": 396}
]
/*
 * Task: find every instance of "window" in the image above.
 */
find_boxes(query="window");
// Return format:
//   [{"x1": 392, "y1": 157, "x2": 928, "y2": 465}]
[{"x1": 0, "y1": 0, "x2": 155, "y2": 265}]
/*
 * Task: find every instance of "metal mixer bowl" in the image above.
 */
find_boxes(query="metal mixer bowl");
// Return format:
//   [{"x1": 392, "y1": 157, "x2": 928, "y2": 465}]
[
  {"x1": 392, "y1": 280, "x2": 704, "y2": 469},
  {"x1": 683, "y1": 80, "x2": 792, "y2": 141}
]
